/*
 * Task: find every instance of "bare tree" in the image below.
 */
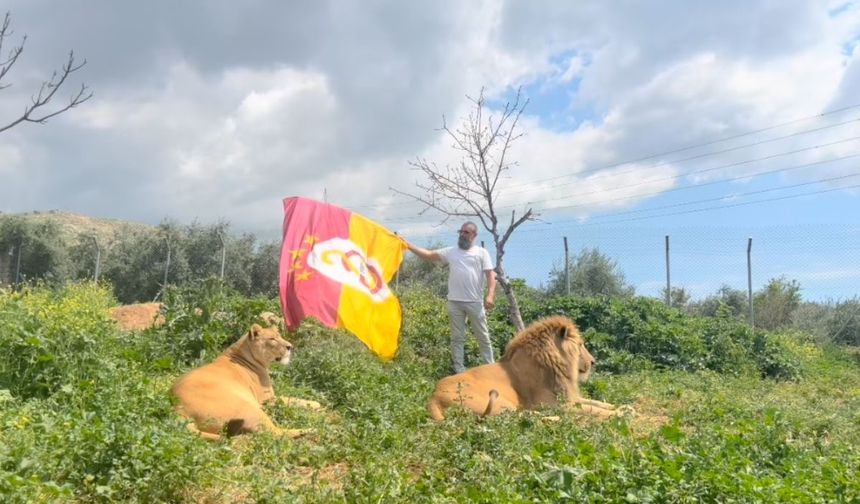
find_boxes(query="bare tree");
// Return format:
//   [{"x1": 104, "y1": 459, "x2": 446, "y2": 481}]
[
  {"x1": 0, "y1": 11, "x2": 92, "y2": 134},
  {"x1": 393, "y1": 87, "x2": 534, "y2": 332}
]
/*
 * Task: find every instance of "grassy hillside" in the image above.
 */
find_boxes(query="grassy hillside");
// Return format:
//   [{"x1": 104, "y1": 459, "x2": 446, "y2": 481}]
[
  {"x1": 2, "y1": 210, "x2": 154, "y2": 247},
  {"x1": 1, "y1": 283, "x2": 858, "y2": 502}
]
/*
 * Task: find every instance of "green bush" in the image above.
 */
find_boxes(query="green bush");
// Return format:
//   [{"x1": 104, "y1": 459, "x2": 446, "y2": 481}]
[
  {"x1": 149, "y1": 277, "x2": 276, "y2": 366},
  {"x1": 754, "y1": 277, "x2": 802, "y2": 331},
  {"x1": 0, "y1": 282, "x2": 227, "y2": 502},
  {"x1": 517, "y1": 295, "x2": 801, "y2": 380},
  {"x1": 752, "y1": 332, "x2": 802, "y2": 381},
  {"x1": 580, "y1": 328, "x2": 654, "y2": 374},
  {"x1": 544, "y1": 247, "x2": 635, "y2": 298},
  {"x1": 826, "y1": 298, "x2": 860, "y2": 345},
  {"x1": 397, "y1": 285, "x2": 451, "y2": 375},
  {"x1": 0, "y1": 365, "x2": 225, "y2": 503},
  {"x1": 0, "y1": 216, "x2": 73, "y2": 287},
  {"x1": 0, "y1": 283, "x2": 117, "y2": 399}
]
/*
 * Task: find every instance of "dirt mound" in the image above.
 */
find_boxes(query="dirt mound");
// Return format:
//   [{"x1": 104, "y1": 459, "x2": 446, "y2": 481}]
[{"x1": 109, "y1": 302, "x2": 165, "y2": 331}]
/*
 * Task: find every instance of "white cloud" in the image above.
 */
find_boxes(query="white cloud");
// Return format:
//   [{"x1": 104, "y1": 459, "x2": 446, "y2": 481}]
[
  {"x1": 1, "y1": 0, "x2": 859, "y2": 234},
  {"x1": 0, "y1": 143, "x2": 23, "y2": 176}
]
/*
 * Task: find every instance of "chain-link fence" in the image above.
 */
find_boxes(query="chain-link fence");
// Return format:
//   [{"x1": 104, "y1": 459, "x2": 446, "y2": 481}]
[
  {"x1": 403, "y1": 223, "x2": 860, "y2": 303},
  {"x1": 3, "y1": 219, "x2": 860, "y2": 341},
  {"x1": 3, "y1": 222, "x2": 860, "y2": 306},
  {"x1": 395, "y1": 222, "x2": 860, "y2": 341}
]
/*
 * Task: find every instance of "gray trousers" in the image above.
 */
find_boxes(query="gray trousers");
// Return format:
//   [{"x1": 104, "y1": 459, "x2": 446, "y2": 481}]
[{"x1": 446, "y1": 300, "x2": 495, "y2": 374}]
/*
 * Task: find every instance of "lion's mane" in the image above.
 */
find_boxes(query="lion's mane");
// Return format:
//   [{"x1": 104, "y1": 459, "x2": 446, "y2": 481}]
[{"x1": 427, "y1": 315, "x2": 617, "y2": 420}]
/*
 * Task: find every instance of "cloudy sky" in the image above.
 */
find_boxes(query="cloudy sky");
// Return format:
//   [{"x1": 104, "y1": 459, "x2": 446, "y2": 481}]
[{"x1": 2, "y1": 0, "x2": 860, "y2": 299}]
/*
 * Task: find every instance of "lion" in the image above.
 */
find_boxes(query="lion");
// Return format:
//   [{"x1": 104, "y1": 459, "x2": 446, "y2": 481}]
[
  {"x1": 170, "y1": 313, "x2": 321, "y2": 441},
  {"x1": 427, "y1": 315, "x2": 628, "y2": 421}
]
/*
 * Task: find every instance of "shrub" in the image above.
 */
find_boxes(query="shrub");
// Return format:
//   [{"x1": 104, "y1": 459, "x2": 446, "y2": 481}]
[
  {"x1": 752, "y1": 332, "x2": 802, "y2": 381},
  {"x1": 149, "y1": 277, "x2": 276, "y2": 366},
  {"x1": 0, "y1": 283, "x2": 117, "y2": 399},
  {"x1": 518, "y1": 295, "x2": 801, "y2": 379},
  {"x1": 754, "y1": 277, "x2": 802, "y2": 331},
  {"x1": 0, "y1": 216, "x2": 73, "y2": 287},
  {"x1": 826, "y1": 298, "x2": 860, "y2": 346},
  {"x1": 397, "y1": 285, "x2": 453, "y2": 375},
  {"x1": 0, "y1": 364, "x2": 225, "y2": 502},
  {"x1": 544, "y1": 247, "x2": 635, "y2": 298}
]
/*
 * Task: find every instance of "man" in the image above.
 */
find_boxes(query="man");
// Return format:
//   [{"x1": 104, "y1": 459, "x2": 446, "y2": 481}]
[{"x1": 405, "y1": 221, "x2": 496, "y2": 374}]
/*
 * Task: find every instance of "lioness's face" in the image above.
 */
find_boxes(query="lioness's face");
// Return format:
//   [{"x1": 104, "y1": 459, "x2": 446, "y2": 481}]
[
  {"x1": 577, "y1": 342, "x2": 596, "y2": 383},
  {"x1": 248, "y1": 324, "x2": 293, "y2": 365}
]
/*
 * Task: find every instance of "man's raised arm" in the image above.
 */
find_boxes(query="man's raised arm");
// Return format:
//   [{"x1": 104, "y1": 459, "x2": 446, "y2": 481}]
[{"x1": 405, "y1": 241, "x2": 442, "y2": 262}]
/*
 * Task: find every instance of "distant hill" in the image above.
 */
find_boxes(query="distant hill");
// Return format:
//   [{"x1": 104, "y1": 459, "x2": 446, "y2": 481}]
[{"x1": 1, "y1": 210, "x2": 155, "y2": 246}]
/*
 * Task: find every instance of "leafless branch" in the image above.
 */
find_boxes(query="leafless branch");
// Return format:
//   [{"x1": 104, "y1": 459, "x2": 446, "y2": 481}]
[
  {"x1": 0, "y1": 13, "x2": 25, "y2": 89},
  {"x1": 389, "y1": 186, "x2": 479, "y2": 220},
  {"x1": 498, "y1": 207, "x2": 534, "y2": 250},
  {"x1": 393, "y1": 86, "x2": 538, "y2": 330},
  {"x1": 0, "y1": 11, "x2": 92, "y2": 134},
  {"x1": 393, "y1": 86, "x2": 535, "y2": 235}
]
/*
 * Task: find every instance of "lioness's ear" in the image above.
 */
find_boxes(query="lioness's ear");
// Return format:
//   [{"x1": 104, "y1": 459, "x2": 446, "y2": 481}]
[
  {"x1": 249, "y1": 323, "x2": 263, "y2": 340},
  {"x1": 259, "y1": 311, "x2": 283, "y2": 328}
]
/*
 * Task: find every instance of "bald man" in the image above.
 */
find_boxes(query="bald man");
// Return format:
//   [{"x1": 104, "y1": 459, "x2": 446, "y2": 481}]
[{"x1": 404, "y1": 221, "x2": 496, "y2": 374}]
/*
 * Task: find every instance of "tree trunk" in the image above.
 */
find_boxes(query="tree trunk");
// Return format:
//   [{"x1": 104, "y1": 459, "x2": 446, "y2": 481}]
[{"x1": 495, "y1": 263, "x2": 525, "y2": 333}]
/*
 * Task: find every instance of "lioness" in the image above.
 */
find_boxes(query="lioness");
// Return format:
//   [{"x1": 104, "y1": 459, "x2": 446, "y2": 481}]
[
  {"x1": 171, "y1": 316, "x2": 321, "y2": 441},
  {"x1": 427, "y1": 315, "x2": 627, "y2": 421},
  {"x1": 109, "y1": 302, "x2": 165, "y2": 331}
]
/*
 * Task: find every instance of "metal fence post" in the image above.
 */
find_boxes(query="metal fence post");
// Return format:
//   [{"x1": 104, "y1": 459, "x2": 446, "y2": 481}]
[
  {"x1": 2, "y1": 247, "x2": 11, "y2": 286},
  {"x1": 747, "y1": 237, "x2": 754, "y2": 330},
  {"x1": 91, "y1": 235, "x2": 101, "y2": 282},
  {"x1": 14, "y1": 239, "x2": 23, "y2": 288},
  {"x1": 665, "y1": 235, "x2": 671, "y2": 306},
  {"x1": 393, "y1": 231, "x2": 400, "y2": 293},
  {"x1": 218, "y1": 232, "x2": 226, "y2": 280},
  {"x1": 163, "y1": 236, "x2": 171, "y2": 290},
  {"x1": 563, "y1": 236, "x2": 570, "y2": 296}
]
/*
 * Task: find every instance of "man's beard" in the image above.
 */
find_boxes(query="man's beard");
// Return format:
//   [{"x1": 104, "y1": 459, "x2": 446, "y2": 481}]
[{"x1": 458, "y1": 235, "x2": 472, "y2": 249}]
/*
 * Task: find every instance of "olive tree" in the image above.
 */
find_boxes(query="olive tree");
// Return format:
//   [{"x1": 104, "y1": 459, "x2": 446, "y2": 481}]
[{"x1": 545, "y1": 247, "x2": 635, "y2": 299}]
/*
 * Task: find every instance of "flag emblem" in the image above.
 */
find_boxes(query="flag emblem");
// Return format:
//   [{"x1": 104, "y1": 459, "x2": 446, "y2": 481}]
[
  {"x1": 279, "y1": 197, "x2": 405, "y2": 360},
  {"x1": 306, "y1": 238, "x2": 391, "y2": 301}
]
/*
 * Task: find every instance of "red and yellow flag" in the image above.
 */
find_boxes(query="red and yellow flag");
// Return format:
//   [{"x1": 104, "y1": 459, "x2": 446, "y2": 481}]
[{"x1": 279, "y1": 197, "x2": 406, "y2": 360}]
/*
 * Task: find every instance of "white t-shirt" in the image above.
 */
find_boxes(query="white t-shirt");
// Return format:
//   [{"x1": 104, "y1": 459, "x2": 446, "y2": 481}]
[{"x1": 437, "y1": 246, "x2": 494, "y2": 302}]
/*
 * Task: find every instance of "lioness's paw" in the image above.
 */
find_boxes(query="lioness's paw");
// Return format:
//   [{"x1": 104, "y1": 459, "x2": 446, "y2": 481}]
[
  {"x1": 280, "y1": 397, "x2": 324, "y2": 410},
  {"x1": 285, "y1": 428, "x2": 315, "y2": 439},
  {"x1": 302, "y1": 399, "x2": 323, "y2": 411},
  {"x1": 615, "y1": 404, "x2": 636, "y2": 417}
]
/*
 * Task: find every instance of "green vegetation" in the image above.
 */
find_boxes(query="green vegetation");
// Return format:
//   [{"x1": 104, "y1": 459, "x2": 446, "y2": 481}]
[
  {"x1": 0, "y1": 213, "x2": 280, "y2": 303},
  {"x1": 1, "y1": 282, "x2": 859, "y2": 502},
  {"x1": 3, "y1": 213, "x2": 857, "y2": 344},
  {"x1": 545, "y1": 247, "x2": 636, "y2": 298}
]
